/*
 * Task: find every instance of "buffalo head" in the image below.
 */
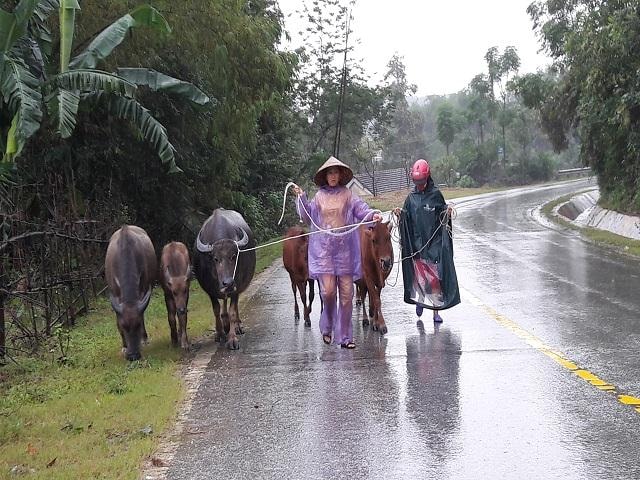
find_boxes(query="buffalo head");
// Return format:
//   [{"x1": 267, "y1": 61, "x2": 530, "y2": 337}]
[
  {"x1": 365, "y1": 221, "x2": 394, "y2": 275},
  {"x1": 196, "y1": 227, "x2": 249, "y2": 295},
  {"x1": 163, "y1": 265, "x2": 191, "y2": 316},
  {"x1": 109, "y1": 282, "x2": 152, "y2": 361}
]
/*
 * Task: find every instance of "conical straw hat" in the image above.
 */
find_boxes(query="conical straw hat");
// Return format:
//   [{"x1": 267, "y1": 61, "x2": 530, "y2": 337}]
[{"x1": 313, "y1": 156, "x2": 354, "y2": 186}]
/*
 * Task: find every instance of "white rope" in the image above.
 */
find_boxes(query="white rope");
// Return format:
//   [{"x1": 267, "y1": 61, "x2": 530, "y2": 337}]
[
  {"x1": 232, "y1": 182, "x2": 457, "y2": 283},
  {"x1": 230, "y1": 182, "x2": 382, "y2": 279},
  {"x1": 296, "y1": 194, "x2": 381, "y2": 237},
  {"x1": 397, "y1": 207, "x2": 455, "y2": 262},
  {"x1": 277, "y1": 181, "x2": 298, "y2": 225}
]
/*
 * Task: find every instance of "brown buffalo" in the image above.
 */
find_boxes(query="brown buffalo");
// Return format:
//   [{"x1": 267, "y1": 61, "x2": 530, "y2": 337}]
[
  {"x1": 159, "y1": 242, "x2": 192, "y2": 350},
  {"x1": 193, "y1": 208, "x2": 256, "y2": 350},
  {"x1": 104, "y1": 225, "x2": 157, "y2": 361},
  {"x1": 356, "y1": 221, "x2": 394, "y2": 334},
  {"x1": 282, "y1": 226, "x2": 315, "y2": 327}
]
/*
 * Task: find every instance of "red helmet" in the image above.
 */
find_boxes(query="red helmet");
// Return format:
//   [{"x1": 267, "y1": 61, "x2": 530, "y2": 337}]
[{"x1": 411, "y1": 159, "x2": 430, "y2": 184}]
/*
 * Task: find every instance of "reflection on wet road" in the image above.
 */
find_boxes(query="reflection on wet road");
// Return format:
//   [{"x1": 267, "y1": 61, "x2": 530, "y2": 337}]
[{"x1": 163, "y1": 179, "x2": 640, "y2": 480}]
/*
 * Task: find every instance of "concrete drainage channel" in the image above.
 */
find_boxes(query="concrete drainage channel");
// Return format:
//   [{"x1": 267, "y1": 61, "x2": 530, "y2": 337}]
[{"x1": 555, "y1": 188, "x2": 640, "y2": 241}]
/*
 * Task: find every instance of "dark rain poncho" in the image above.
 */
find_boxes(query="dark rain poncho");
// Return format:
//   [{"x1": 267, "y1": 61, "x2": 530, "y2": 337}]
[{"x1": 399, "y1": 179, "x2": 460, "y2": 310}]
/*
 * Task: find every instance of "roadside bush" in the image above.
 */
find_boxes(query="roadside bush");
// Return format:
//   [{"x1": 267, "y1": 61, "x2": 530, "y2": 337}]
[{"x1": 456, "y1": 175, "x2": 477, "y2": 188}]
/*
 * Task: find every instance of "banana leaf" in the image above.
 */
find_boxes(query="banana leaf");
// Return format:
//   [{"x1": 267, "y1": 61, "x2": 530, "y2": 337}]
[
  {"x1": 48, "y1": 69, "x2": 137, "y2": 97},
  {"x1": 0, "y1": 0, "x2": 39, "y2": 53},
  {"x1": 84, "y1": 92, "x2": 180, "y2": 173},
  {"x1": 1, "y1": 54, "x2": 43, "y2": 161},
  {"x1": 58, "y1": 0, "x2": 79, "y2": 72},
  {"x1": 27, "y1": 0, "x2": 59, "y2": 57},
  {"x1": 69, "y1": 4, "x2": 171, "y2": 70},
  {"x1": 115, "y1": 68, "x2": 211, "y2": 105},
  {"x1": 45, "y1": 87, "x2": 79, "y2": 138}
]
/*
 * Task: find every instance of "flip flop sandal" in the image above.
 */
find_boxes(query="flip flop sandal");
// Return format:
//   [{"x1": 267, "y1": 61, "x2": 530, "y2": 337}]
[
  {"x1": 433, "y1": 312, "x2": 443, "y2": 323},
  {"x1": 322, "y1": 334, "x2": 332, "y2": 345},
  {"x1": 340, "y1": 342, "x2": 356, "y2": 349}
]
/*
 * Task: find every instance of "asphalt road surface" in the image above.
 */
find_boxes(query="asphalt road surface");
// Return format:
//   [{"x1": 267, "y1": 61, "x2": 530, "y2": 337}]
[{"x1": 150, "y1": 178, "x2": 640, "y2": 480}]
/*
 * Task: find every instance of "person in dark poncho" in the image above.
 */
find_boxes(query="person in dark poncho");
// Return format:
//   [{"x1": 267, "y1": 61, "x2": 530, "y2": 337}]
[{"x1": 394, "y1": 159, "x2": 460, "y2": 324}]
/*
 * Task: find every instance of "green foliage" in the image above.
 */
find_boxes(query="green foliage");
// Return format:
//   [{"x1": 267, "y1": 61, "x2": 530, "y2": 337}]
[
  {"x1": 456, "y1": 174, "x2": 476, "y2": 188},
  {"x1": 529, "y1": 0, "x2": 640, "y2": 212},
  {"x1": 0, "y1": 2, "x2": 206, "y2": 171},
  {"x1": 291, "y1": 0, "x2": 395, "y2": 172},
  {"x1": 2, "y1": 0, "x2": 299, "y2": 249},
  {"x1": 436, "y1": 102, "x2": 458, "y2": 155},
  {"x1": 433, "y1": 153, "x2": 458, "y2": 186},
  {"x1": 379, "y1": 54, "x2": 423, "y2": 167}
]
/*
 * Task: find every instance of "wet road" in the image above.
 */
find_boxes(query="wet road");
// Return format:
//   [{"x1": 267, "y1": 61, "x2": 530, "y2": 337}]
[{"x1": 162, "y1": 179, "x2": 640, "y2": 480}]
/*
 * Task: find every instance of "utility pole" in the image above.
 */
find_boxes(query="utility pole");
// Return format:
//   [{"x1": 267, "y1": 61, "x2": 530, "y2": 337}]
[{"x1": 332, "y1": 9, "x2": 351, "y2": 159}]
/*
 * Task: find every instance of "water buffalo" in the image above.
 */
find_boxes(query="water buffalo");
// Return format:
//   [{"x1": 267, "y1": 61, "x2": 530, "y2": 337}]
[
  {"x1": 356, "y1": 220, "x2": 394, "y2": 334},
  {"x1": 282, "y1": 226, "x2": 315, "y2": 327},
  {"x1": 159, "y1": 242, "x2": 192, "y2": 350},
  {"x1": 104, "y1": 225, "x2": 157, "y2": 361},
  {"x1": 194, "y1": 208, "x2": 256, "y2": 350}
]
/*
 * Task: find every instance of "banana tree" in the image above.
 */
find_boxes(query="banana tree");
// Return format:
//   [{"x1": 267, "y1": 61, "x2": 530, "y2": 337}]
[{"x1": 0, "y1": 0, "x2": 211, "y2": 173}]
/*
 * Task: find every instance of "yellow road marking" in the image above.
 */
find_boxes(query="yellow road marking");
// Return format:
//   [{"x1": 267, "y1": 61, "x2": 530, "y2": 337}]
[{"x1": 462, "y1": 288, "x2": 640, "y2": 414}]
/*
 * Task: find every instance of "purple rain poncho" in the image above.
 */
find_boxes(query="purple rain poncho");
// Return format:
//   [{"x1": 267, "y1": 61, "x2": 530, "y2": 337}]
[{"x1": 297, "y1": 185, "x2": 377, "y2": 280}]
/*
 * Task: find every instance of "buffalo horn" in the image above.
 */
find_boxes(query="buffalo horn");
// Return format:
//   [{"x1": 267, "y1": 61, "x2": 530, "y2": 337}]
[
  {"x1": 109, "y1": 294, "x2": 124, "y2": 315},
  {"x1": 137, "y1": 287, "x2": 152, "y2": 313},
  {"x1": 196, "y1": 232, "x2": 215, "y2": 253},
  {"x1": 235, "y1": 228, "x2": 249, "y2": 247}
]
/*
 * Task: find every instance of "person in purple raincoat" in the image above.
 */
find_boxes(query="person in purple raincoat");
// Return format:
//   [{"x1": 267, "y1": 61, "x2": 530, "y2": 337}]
[{"x1": 292, "y1": 156, "x2": 382, "y2": 349}]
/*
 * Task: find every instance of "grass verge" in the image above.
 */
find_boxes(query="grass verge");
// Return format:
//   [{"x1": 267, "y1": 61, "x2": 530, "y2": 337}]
[
  {"x1": 541, "y1": 192, "x2": 640, "y2": 257},
  {"x1": 0, "y1": 242, "x2": 282, "y2": 480},
  {"x1": 366, "y1": 186, "x2": 504, "y2": 212}
]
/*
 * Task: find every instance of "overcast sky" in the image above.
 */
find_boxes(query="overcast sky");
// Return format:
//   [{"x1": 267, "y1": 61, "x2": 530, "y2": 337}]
[{"x1": 277, "y1": 0, "x2": 553, "y2": 97}]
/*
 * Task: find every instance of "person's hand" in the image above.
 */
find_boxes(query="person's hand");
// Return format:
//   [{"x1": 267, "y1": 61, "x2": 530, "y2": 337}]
[
  {"x1": 392, "y1": 207, "x2": 402, "y2": 217},
  {"x1": 292, "y1": 185, "x2": 304, "y2": 196},
  {"x1": 373, "y1": 213, "x2": 382, "y2": 223}
]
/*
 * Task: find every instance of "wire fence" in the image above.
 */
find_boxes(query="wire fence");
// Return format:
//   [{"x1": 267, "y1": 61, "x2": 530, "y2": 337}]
[{"x1": 0, "y1": 216, "x2": 111, "y2": 365}]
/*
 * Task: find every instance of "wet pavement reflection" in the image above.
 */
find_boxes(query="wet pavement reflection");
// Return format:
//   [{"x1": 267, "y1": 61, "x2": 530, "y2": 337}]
[{"x1": 164, "y1": 179, "x2": 640, "y2": 480}]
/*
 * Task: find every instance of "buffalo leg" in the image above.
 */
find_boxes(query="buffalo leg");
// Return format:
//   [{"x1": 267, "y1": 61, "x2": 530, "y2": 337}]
[
  {"x1": 366, "y1": 278, "x2": 387, "y2": 335},
  {"x1": 141, "y1": 318, "x2": 149, "y2": 345},
  {"x1": 226, "y1": 294, "x2": 240, "y2": 350},
  {"x1": 298, "y1": 280, "x2": 311, "y2": 327},
  {"x1": 165, "y1": 293, "x2": 179, "y2": 346},
  {"x1": 358, "y1": 282, "x2": 368, "y2": 326},
  {"x1": 376, "y1": 287, "x2": 387, "y2": 335},
  {"x1": 117, "y1": 321, "x2": 127, "y2": 355},
  {"x1": 221, "y1": 297, "x2": 230, "y2": 334},
  {"x1": 235, "y1": 294, "x2": 244, "y2": 335},
  {"x1": 178, "y1": 311, "x2": 189, "y2": 350},
  {"x1": 211, "y1": 296, "x2": 225, "y2": 343},
  {"x1": 292, "y1": 279, "x2": 300, "y2": 321}
]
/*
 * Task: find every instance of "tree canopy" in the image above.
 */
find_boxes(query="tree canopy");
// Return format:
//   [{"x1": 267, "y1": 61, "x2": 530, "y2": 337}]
[{"x1": 527, "y1": 0, "x2": 640, "y2": 212}]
